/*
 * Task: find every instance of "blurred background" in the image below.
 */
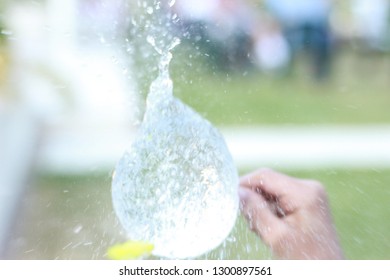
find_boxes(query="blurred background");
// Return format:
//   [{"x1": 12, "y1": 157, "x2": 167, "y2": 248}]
[{"x1": 0, "y1": 0, "x2": 389, "y2": 259}]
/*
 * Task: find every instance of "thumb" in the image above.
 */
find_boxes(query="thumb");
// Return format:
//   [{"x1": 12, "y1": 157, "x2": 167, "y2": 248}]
[{"x1": 238, "y1": 186, "x2": 286, "y2": 244}]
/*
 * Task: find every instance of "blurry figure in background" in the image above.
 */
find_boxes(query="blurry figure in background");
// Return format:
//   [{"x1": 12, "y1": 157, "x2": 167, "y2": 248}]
[
  {"x1": 253, "y1": 16, "x2": 290, "y2": 75},
  {"x1": 351, "y1": 0, "x2": 390, "y2": 52},
  {"x1": 264, "y1": 0, "x2": 333, "y2": 81},
  {"x1": 173, "y1": 0, "x2": 260, "y2": 71}
]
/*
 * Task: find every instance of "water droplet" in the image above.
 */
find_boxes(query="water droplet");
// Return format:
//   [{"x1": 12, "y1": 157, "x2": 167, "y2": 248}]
[
  {"x1": 146, "y1": 6, "x2": 153, "y2": 14},
  {"x1": 73, "y1": 224, "x2": 83, "y2": 234},
  {"x1": 146, "y1": 35, "x2": 155, "y2": 47},
  {"x1": 169, "y1": 37, "x2": 181, "y2": 51}
]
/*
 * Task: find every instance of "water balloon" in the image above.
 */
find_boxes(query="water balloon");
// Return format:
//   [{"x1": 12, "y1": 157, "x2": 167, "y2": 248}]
[{"x1": 112, "y1": 37, "x2": 238, "y2": 259}]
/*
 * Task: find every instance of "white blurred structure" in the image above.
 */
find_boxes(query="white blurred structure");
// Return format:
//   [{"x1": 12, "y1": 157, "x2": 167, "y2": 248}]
[
  {"x1": 223, "y1": 126, "x2": 390, "y2": 170},
  {"x1": 0, "y1": 0, "x2": 138, "y2": 254},
  {"x1": 0, "y1": 109, "x2": 40, "y2": 256},
  {"x1": 6, "y1": 0, "x2": 138, "y2": 173}
]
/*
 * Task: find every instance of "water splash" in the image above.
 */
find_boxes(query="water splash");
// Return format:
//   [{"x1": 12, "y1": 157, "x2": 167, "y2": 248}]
[{"x1": 111, "y1": 1, "x2": 238, "y2": 259}]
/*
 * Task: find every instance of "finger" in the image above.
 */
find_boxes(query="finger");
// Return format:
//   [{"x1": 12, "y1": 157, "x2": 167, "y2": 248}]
[
  {"x1": 240, "y1": 168, "x2": 300, "y2": 213},
  {"x1": 240, "y1": 168, "x2": 301, "y2": 198},
  {"x1": 238, "y1": 186, "x2": 287, "y2": 244}
]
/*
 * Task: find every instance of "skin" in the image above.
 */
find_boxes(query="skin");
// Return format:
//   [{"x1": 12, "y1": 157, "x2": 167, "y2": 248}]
[{"x1": 239, "y1": 168, "x2": 344, "y2": 260}]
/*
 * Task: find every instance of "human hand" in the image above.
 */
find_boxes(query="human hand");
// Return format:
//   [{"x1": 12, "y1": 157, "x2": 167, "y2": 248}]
[{"x1": 239, "y1": 168, "x2": 343, "y2": 259}]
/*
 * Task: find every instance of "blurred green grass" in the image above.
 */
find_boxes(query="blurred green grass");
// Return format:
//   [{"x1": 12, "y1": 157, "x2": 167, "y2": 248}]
[
  {"x1": 171, "y1": 48, "x2": 390, "y2": 126},
  {"x1": 8, "y1": 169, "x2": 390, "y2": 259}
]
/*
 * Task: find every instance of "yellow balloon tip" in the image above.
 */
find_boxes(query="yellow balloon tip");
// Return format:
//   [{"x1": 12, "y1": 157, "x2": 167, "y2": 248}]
[{"x1": 107, "y1": 240, "x2": 154, "y2": 260}]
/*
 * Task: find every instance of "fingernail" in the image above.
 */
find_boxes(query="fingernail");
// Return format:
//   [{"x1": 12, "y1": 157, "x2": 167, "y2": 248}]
[{"x1": 238, "y1": 187, "x2": 250, "y2": 201}]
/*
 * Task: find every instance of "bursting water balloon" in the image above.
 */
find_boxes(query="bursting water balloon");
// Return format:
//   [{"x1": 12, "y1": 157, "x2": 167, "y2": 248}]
[{"x1": 112, "y1": 39, "x2": 238, "y2": 259}]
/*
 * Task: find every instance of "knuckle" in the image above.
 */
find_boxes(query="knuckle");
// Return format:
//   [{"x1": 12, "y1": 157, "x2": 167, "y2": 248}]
[
  {"x1": 307, "y1": 179, "x2": 326, "y2": 195},
  {"x1": 300, "y1": 179, "x2": 328, "y2": 206},
  {"x1": 257, "y1": 167, "x2": 274, "y2": 176},
  {"x1": 313, "y1": 181, "x2": 326, "y2": 198},
  {"x1": 309, "y1": 181, "x2": 329, "y2": 208}
]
